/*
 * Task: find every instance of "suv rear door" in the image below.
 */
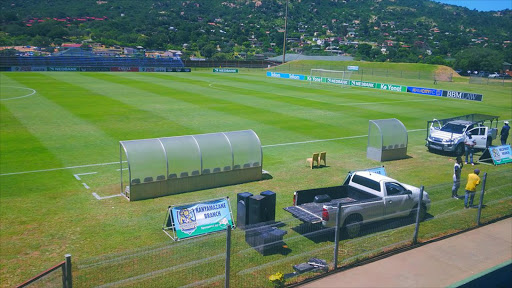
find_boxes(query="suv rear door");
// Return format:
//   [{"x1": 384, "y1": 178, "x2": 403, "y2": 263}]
[{"x1": 467, "y1": 126, "x2": 488, "y2": 149}]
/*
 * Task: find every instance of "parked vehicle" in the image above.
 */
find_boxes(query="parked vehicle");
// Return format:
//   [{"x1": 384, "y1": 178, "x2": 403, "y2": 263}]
[
  {"x1": 284, "y1": 171, "x2": 430, "y2": 238},
  {"x1": 488, "y1": 73, "x2": 500, "y2": 78},
  {"x1": 426, "y1": 114, "x2": 499, "y2": 156}
]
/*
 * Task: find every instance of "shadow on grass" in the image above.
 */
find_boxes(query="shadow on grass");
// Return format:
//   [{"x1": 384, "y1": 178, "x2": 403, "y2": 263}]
[{"x1": 290, "y1": 214, "x2": 434, "y2": 242}]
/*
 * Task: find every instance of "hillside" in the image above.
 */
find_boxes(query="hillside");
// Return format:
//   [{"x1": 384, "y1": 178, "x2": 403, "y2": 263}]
[{"x1": 1, "y1": 0, "x2": 511, "y2": 65}]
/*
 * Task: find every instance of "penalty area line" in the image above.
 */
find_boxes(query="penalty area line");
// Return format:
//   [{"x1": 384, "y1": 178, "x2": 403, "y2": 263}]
[{"x1": 92, "y1": 193, "x2": 123, "y2": 200}]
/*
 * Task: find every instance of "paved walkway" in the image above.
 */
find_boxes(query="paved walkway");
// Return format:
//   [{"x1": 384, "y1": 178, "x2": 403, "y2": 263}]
[{"x1": 300, "y1": 217, "x2": 512, "y2": 288}]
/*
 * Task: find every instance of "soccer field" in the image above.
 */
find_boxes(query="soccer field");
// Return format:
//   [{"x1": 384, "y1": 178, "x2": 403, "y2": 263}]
[{"x1": 0, "y1": 68, "x2": 511, "y2": 287}]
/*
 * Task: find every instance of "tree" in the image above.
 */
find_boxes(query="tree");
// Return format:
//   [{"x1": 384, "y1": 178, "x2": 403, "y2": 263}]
[
  {"x1": 454, "y1": 48, "x2": 504, "y2": 72},
  {"x1": 200, "y1": 43, "x2": 216, "y2": 58}
]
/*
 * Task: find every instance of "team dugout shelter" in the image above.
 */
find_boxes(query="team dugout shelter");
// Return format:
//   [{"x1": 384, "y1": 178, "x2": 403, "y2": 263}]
[
  {"x1": 120, "y1": 130, "x2": 262, "y2": 201},
  {"x1": 367, "y1": 118, "x2": 408, "y2": 162}
]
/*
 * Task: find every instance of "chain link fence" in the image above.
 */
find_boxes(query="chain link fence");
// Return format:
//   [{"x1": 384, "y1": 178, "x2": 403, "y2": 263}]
[
  {"x1": 469, "y1": 75, "x2": 512, "y2": 86},
  {"x1": 72, "y1": 169, "x2": 510, "y2": 288},
  {"x1": 268, "y1": 62, "x2": 452, "y2": 83}
]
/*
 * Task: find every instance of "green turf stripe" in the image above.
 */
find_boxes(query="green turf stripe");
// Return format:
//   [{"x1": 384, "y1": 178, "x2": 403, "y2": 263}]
[
  {"x1": 1, "y1": 73, "x2": 118, "y2": 166},
  {"x1": 45, "y1": 72, "x2": 199, "y2": 140}
]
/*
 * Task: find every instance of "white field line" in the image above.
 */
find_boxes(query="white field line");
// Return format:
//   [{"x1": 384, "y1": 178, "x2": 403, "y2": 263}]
[
  {"x1": 262, "y1": 128, "x2": 425, "y2": 148},
  {"x1": 92, "y1": 193, "x2": 123, "y2": 200},
  {"x1": 1, "y1": 121, "x2": 509, "y2": 177},
  {"x1": 0, "y1": 86, "x2": 37, "y2": 101},
  {"x1": 82, "y1": 183, "x2": 90, "y2": 189},
  {"x1": 0, "y1": 161, "x2": 122, "y2": 176},
  {"x1": 73, "y1": 172, "x2": 98, "y2": 180}
]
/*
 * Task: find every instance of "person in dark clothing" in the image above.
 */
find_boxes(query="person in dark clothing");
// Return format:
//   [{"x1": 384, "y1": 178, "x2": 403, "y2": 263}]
[{"x1": 500, "y1": 121, "x2": 510, "y2": 145}]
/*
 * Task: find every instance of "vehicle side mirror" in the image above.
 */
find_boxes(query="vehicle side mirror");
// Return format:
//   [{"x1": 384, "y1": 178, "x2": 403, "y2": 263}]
[{"x1": 405, "y1": 190, "x2": 412, "y2": 195}]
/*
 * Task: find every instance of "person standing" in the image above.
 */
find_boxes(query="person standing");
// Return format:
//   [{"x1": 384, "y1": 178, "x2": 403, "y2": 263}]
[
  {"x1": 452, "y1": 156, "x2": 463, "y2": 199},
  {"x1": 500, "y1": 121, "x2": 510, "y2": 145},
  {"x1": 464, "y1": 132, "x2": 476, "y2": 165},
  {"x1": 464, "y1": 169, "x2": 481, "y2": 209}
]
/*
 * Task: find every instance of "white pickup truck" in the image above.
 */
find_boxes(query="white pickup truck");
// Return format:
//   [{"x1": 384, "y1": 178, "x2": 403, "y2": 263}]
[
  {"x1": 284, "y1": 171, "x2": 430, "y2": 238},
  {"x1": 426, "y1": 114, "x2": 499, "y2": 156}
]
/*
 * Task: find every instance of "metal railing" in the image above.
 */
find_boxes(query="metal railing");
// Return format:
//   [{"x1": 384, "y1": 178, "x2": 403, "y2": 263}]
[{"x1": 17, "y1": 254, "x2": 72, "y2": 288}]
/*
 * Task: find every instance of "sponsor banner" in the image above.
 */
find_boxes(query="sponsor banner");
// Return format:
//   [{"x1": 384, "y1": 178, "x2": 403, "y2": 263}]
[
  {"x1": 325, "y1": 77, "x2": 350, "y2": 85},
  {"x1": 347, "y1": 65, "x2": 359, "y2": 71},
  {"x1": 171, "y1": 198, "x2": 234, "y2": 240},
  {"x1": 379, "y1": 83, "x2": 407, "y2": 92},
  {"x1": 406, "y1": 86, "x2": 443, "y2": 96},
  {"x1": 80, "y1": 67, "x2": 111, "y2": 72},
  {"x1": 442, "y1": 90, "x2": 483, "y2": 102},
  {"x1": 48, "y1": 67, "x2": 79, "y2": 71},
  {"x1": 350, "y1": 80, "x2": 379, "y2": 89},
  {"x1": 488, "y1": 145, "x2": 512, "y2": 165},
  {"x1": 213, "y1": 68, "x2": 238, "y2": 73},
  {"x1": 110, "y1": 67, "x2": 139, "y2": 72},
  {"x1": 1, "y1": 67, "x2": 12, "y2": 71},
  {"x1": 267, "y1": 71, "x2": 305, "y2": 80},
  {"x1": 13, "y1": 66, "x2": 48, "y2": 71},
  {"x1": 304, "y1": 75, "x2": 322, "y2": 82},
  {"x1": 140, "y1": 67, "x2": 167, "y2": 72},
  {"x1": 167, "y1": 67, "x2": 191, "y2": 72},
  {"x1": 31, "y1": 66, "x2": 47, "y2": 71}
]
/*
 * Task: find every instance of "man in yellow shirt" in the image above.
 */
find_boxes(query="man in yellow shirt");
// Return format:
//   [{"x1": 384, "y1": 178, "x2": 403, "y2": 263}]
[{"x1": 464, "y1": 169, "x2": 481, "y2": 209}]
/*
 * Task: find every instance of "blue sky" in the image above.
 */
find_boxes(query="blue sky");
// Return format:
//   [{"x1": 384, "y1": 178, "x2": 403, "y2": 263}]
[{"x1": 433, "y1": 0, "x2": 512, "y2": 11}]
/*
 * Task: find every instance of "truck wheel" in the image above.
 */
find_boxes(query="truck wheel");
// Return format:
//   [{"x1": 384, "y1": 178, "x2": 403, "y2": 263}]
[
  {"x1": 455, "y1": 143, "x2": 464, "y2": 156},
  {"x1": 343, "y1": 215, "x2": 362, "y2": 239}
]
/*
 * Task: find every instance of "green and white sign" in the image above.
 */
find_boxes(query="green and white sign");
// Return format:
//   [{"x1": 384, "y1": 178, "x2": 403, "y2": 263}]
[
  {"x1": 213, "y1": 68, "x2": 238, "y2": 73},
  {"x1": 164, "y1": 198, "x2": 234, "y2": 240}
]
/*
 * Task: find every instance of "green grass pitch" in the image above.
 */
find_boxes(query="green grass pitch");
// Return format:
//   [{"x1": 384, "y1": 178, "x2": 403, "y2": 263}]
[{"x1": 0, "y1": 65, "x2": 511, "y2": 287}]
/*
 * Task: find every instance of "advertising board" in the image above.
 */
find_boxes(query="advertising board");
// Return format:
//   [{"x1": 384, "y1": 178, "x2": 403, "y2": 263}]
[
  {"x1": 110, "y1": 67, "x2": 139, "y2": 72},
  {"x1": 442, "y1": 90, "x2": 483, "y2": 102},
  {"x1": 213, "y1": 68, "x2": 238, "y2": 73},
  {"x1": 163, "y1": 198, "x2": 234, "y2": 240},
  {"x1": 479, "y1": 145, "x2": 512, "y2": 165}
]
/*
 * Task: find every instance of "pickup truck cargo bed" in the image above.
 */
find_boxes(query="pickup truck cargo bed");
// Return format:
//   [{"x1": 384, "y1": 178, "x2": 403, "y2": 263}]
[{"x1": 284, "y1": 197, "x2": 357, "y2": 224}]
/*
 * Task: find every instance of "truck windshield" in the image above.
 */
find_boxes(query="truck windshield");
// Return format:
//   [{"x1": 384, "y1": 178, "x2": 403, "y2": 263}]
[{"x1": 440, "y1": 123, "x2": 466, "y2": 134}]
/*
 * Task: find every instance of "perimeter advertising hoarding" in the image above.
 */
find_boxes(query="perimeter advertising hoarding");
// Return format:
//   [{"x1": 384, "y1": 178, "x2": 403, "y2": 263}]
[
  {"x1": 266, "y1": 71, "x2": 305, "y2": 80},
  {"x1": 48, "y1": 67, "x2": 79, "y2": 71},
  {"x1": 167, "y1": 198, "x2": 234, "y2": 240},
  {"x1": 80, "y1": 67, "x2": 111, "y2": 72},
  {"x1": 407, "y1": 86, "x2": 443, "y2": 96},
  {"x1": 266, "y1": 72, "x2": 482, "y2": 101},
  {"x1": 110, "y1": 67, "x2": 139, "y2": 72},
  {"x1": 442, "y1": 90, "x2": 483, "y2": 102},
  {"x1": 213, "y1": 68, "x2": 239, "y2": 73}
]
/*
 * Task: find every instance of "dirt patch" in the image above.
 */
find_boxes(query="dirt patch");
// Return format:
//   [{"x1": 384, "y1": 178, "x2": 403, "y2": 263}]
[{"x1": 436, "y1": 65, "x2": 461, "y2": 78}]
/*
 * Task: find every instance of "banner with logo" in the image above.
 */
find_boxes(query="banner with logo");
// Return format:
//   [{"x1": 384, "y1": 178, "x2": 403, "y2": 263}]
[
  {"x1": 479, "y1": 145, "x2": 512, "y2": 165},
  {"x1": 164, "y1": 198, "x2": 234, "y2": 240},
  {"x1": 442, "y1": 90, "x2": 483, "y2": 102},
  {"x1": 266, "y1": 72, "x2": 482, "y2": 101},
  {"x1": 48, "y1": 67, "x2": 79, "y2": 71},
  {"x1": 213, "y1": 68, "x2": 238, "y2": 73}
]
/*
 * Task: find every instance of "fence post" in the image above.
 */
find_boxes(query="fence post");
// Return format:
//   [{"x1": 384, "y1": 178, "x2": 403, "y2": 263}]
[
  {"x1": 65, "y1": 254, "x2": 72, "y2": 288},
  {"x1": 333, "y1": 202, "x2": 342, "y2": 269},
  {"x1": 225, "y1": 225, "x2": 232, "y2": 288},
  {"x1": 412, "y1": 186, "x2": 424, "y2": 245},
  {"x1": 476, "y1": 173, "x2": 487, "y2": 226}
]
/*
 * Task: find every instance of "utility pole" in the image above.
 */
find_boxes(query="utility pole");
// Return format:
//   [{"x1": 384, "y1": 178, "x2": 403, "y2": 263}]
[{"x1": 282, "y1": 0, "x2": 289, "y2": 64}]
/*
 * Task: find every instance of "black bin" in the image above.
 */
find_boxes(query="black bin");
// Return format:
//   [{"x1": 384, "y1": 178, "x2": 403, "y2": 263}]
[
  {"x1": 236, "y1": 192, "x2": 253, "y2": 229},
  {"x1": 260, "y1": 190, "x2": 276, "y2": 222}
]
